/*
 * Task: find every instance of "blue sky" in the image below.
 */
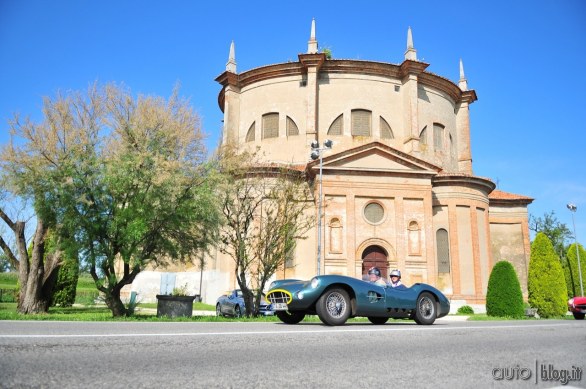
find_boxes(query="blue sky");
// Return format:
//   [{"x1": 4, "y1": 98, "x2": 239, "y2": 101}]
[{"x1": 1, "y1": 0, "x2": 585, "y2": 240}]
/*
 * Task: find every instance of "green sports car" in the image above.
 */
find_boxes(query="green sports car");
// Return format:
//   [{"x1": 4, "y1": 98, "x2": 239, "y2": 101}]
[{"x1": 266, "y1": 275, "x2": 450, "y2": 326}]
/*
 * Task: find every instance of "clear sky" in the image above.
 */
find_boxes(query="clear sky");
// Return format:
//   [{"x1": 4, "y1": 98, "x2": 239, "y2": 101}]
[{"x1": 1, "y1": 0, "x2": 585, "y2": 241}]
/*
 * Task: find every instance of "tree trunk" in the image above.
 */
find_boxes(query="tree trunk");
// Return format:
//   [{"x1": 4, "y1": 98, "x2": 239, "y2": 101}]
[
  {"x1": 104, "y1": 288, "x2": 128, "y2": 317},
  {"x1": 16, "y1": 218, "x2": 61, "y2": 314}
]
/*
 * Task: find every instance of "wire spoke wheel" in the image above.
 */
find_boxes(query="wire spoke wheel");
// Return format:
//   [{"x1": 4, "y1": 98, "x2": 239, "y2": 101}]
[
  {"x1": 325, "y1": 292, "x2": 347, "y2": 318},
  {"x1": 414, "y1": 292, "x2": 436, "y2": 325},
  {"x1": 316, "y1": 288, "x2": 351, "y2": 326}
]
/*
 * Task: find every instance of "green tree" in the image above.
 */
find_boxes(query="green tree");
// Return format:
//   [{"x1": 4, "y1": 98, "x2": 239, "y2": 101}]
[
  {"x1": 528, "y1": 233, "x2": 568, "y2": 318},
  {"x1": 2, "y1": 83, "x2": 220, "y2": 316},
  {"x1": 0, "y1": 252, "x2": 14, "y2": 272},
  {"x1": 486, "y1": 261, "x2": 524, "y2": 318},
  {"x1": 565, "y1": 243, "x2": 586, "y2": 298},
  {"x1": 529, "y1": 211, "x2": 572, "y2": 259},
  {"x1": 218, "y1": 147, "x2": 314, "y2": 317}
]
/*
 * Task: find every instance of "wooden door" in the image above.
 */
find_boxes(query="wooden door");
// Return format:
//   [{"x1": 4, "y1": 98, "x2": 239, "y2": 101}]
[{"x1": 362, "y1": 246, "x2": 388, "y2": 278}]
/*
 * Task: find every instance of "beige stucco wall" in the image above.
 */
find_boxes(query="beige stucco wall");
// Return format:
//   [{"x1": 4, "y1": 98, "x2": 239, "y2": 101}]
[
  {"x1": 231, "y1": 63, "x2": 462, "y2": 170},
  {"x1": 489, "y1": 204, "x2": 531, "y2": 295}
]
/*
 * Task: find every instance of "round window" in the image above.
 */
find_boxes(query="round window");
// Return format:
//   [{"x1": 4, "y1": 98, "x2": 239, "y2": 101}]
[{"x1": 364, "y1": 202, "x2": 384, "y2": 224}]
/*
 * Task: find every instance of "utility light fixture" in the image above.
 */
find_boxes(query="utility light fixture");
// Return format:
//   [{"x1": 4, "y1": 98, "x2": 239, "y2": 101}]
[{"x1": 310, "y1": 140, "x2": 333, "y2": 275}]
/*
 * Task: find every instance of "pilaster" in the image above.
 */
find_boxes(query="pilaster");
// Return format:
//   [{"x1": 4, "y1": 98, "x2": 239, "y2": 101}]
[{"x1": 299, "y1": 53, "x2": 326, "y2": 140}]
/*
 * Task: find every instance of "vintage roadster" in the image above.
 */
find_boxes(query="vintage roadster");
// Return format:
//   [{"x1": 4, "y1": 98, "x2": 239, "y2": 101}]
[{"x1": 266, "y1": 275, "x2": 450, "y2": 326}]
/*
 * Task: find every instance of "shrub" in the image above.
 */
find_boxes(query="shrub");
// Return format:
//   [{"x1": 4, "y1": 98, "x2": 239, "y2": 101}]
[
  {"x1": 51, "y1": 258, "x2": 79, "y2": 307},
  {"x1": 528, "y1": 233, "x2": 568, "y2": 318},
  {"x1": 486, "y1": 261, "x2": 524, "y2": 318},
  {"x1": 457, "y1": 305, "x2": 474, "y2": 315},
  {"x1": 172, "y1": 284, "x2": 190, "y2": 296},
  {"x1": 564, "y1": 243, "x2": 586, "y2": 298}
]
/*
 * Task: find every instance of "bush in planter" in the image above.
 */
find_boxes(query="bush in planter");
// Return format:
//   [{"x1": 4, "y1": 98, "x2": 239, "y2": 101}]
[
  {"x1": 457, "y1": 305, "x2": 474, "y2": 315},
  {"x1": 528, "y1": 233, "x2": 568, "y2": 318},
  {"x1": 157, "y1": 284, "x2": 194, "y2": 318},
  {"x1": 486, "y1": 260, "x2": 524, "y2": 318}
]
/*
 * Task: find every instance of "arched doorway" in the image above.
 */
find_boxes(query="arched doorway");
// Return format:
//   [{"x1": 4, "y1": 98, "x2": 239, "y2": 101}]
[{"x1": 361, "y1": 245, "x2": 388, "y2": 279}]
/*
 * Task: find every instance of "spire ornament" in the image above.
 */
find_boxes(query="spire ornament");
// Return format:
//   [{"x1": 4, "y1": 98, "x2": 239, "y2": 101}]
[
  {"x1": 226, "y1": 41, "x2": 237, "y2": 73},
  {"x1": 405, "y1": 27, "x2": 417, "y2": 61},
  {"x1": 307, "y1": 18, "x2": 318, "y2": 54},
  {"x1": 458, "y1": 59, "x2": 468, "y2": 91}
]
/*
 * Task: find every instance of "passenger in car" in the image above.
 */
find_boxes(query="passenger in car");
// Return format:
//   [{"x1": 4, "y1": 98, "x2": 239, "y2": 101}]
[
  {"x1": 367, "y1": 267, "x2": 387, "y2": 287},
  {"x1": 389, "y1": 269, "x2": 407, "y2": 289}
]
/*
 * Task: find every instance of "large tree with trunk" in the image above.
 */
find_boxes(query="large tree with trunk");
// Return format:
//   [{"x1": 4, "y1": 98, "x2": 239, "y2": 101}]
[
  {"x1": 218, "y1": 148, "x2": 314, "y2": 316},
  {"x1": 0, "y1": 191, "x2": 62, "y2": 314},
  {"x1": 1, "y1": 83, "x2": 220, "y2": 316}
]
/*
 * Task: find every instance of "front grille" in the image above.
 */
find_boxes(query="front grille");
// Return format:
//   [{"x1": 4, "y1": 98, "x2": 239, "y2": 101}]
[{"x1": 266, "y1": 290, "x2": 292, "y2": 305}]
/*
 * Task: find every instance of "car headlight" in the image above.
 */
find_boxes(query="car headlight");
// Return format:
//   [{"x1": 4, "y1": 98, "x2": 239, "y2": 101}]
[
  {"x1": 311, "y1": 277, "x2": 319, "y2": 289},
  {"x1": 296, "y1": 291, "x2": 304, "y2": 300},
  {"x1": 569, "y1": 298, "x2": 574, "y2": 307}
]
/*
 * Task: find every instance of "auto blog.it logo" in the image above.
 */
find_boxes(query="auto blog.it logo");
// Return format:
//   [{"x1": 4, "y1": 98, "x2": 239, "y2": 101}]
[{"x1": 492, "y1": 361, "x2": 583, "y2": 385}]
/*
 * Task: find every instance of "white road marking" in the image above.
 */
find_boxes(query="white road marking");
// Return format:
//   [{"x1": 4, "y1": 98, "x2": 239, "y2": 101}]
[{"x1": 0, "y1": 322, "x2": 576, "y2": 339}]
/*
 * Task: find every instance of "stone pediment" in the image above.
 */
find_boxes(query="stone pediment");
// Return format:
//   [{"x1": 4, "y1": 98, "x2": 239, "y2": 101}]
[{"x1": 309, "y1": 142, "x2": 441, "y2": 177}]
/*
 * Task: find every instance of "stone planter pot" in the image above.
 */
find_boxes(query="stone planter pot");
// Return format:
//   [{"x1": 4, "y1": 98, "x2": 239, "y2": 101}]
[{"x1": 156, "y1": 295, "x2": 196, "y2": 318}]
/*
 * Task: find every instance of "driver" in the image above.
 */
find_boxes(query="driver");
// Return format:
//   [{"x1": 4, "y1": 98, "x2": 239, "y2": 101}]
[
  {"x1": 367, "y1": 267, "x2": 387, "y2": 287},
  {"x1": 389, "y1": 269, "x2": 407, "y2": 289}
]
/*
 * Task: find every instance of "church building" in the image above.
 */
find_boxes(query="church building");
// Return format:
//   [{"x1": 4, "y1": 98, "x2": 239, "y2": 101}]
[{"x1": 213, "y1": 20, "x2": 533, "y2": 307}]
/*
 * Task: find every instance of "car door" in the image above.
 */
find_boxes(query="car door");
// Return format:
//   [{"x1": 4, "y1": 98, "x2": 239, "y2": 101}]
[
  {"x1": 385, "y1": 286, "x2": 417, "y2": 310},
  {"x1": 224, "y1": 290, "x2": 236, "y2": 315},
  {"x1": 355, "y1": 282, "x2": 388, "y2": 316}
]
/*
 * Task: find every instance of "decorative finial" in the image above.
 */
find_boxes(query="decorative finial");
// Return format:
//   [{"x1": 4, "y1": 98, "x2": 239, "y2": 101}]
[
  {"x1": 458, "y1": 58, "x2": 468, "y2": 91},
  {"x1": 405, "y1": 27, "x2": 417, "y2": 61},
  {"x1": 308, "y1": 18, "x2": 318, "y2": 54},
  {"x1": 226, "y1": 41, "x2": 237, "y2": 73}
]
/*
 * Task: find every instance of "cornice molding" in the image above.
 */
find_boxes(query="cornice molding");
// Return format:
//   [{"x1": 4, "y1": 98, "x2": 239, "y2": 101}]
[{"x1": 216, "y1": 59, "x2": 475, "y2": 111}]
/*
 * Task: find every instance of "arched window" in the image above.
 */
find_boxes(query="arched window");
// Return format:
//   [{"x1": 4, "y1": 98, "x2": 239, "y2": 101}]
[
  {"x1": 327, "y1": 114, "x2": 343, "y2": 136},
  {"x1": 245, "y1": 122, "x2": 255, "y2": 142},
  {"x1": 352, "y1": 109, "x2": 371, "y2": 136},
  {"x1": 328, "y1": 217, "x2": 343, "y2": 254},
  {"x1": 433, "y1": 123, "x2": 445, "y2": 151},
  {"x1": 285, "y1": 229, "x2": 295, "y2": 268},
  {"x1": 286, "y1": 116, "x2": 299, "y2": 137},
  {"x1": 408, "y1": 221, "x2": 421, "y2": 255},
  {"x1": 262, "y1": 113, "x2": 279, "y2": 139},
  {"x1": 420, "y1": 126, "x2": 428, "y2": 151},
  {"x1": 436, "y1": 228, "x2": 450, "y2": 273},
  {"x1": 380, "y1": 116, "x2": 394, "y2": 139}
]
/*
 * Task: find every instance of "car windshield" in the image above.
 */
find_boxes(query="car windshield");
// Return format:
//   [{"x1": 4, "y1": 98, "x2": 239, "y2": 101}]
[{"x1": 236, "y1": 290, "x2": 243, "y2": 298}]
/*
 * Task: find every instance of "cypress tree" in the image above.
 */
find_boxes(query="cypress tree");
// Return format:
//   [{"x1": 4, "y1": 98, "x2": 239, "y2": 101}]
[
  {"x1": 486, "y1": 261, "x2": 524, "y2": 317},
  {"x1": 528, "y1": 233, "x2": 568, "y2": 318},
  {"x1": 565, "y1": 243, "x2": 586, "y2": 298}
]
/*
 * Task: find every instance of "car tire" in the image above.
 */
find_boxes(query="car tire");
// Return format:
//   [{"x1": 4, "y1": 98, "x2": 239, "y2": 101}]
[
  {"x1": 573, "y1": 312, "x2": 585, "y2": 320},
  {"x1": 276, "y1": 310, "x2": 306, "y2": 324},
  {"x1": 368, "y1": 316, "x2": 389, "y2": 325},
  {"x1": 316, "y1": 288, "x2": 351, "y2": 326},
  {"x1": 414, "y1": 292, "x2": 436, "y2": 325},
  {"x1": 234, "y1": 305, "x2": 242, "y2": 318},
  {"x1": 216, "y1": 304, "x2": 222, "y2": 317}
]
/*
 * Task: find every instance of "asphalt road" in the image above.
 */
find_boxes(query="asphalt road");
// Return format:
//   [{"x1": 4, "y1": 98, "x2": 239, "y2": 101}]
[{"x1": 0, "y1": 319, "x2": 584, "y2": 388}]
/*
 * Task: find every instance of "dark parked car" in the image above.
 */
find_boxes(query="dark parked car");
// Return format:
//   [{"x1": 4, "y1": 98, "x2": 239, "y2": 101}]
[
  {"x1": 568, "y1": 296, "x2": 586, "y2": 320},
  {"x1": 266, "y1": 275, "x2": 450, "y2": 326},
  {"x1": 216, "y1": 289, "x2": 274, "y2": 317}
]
